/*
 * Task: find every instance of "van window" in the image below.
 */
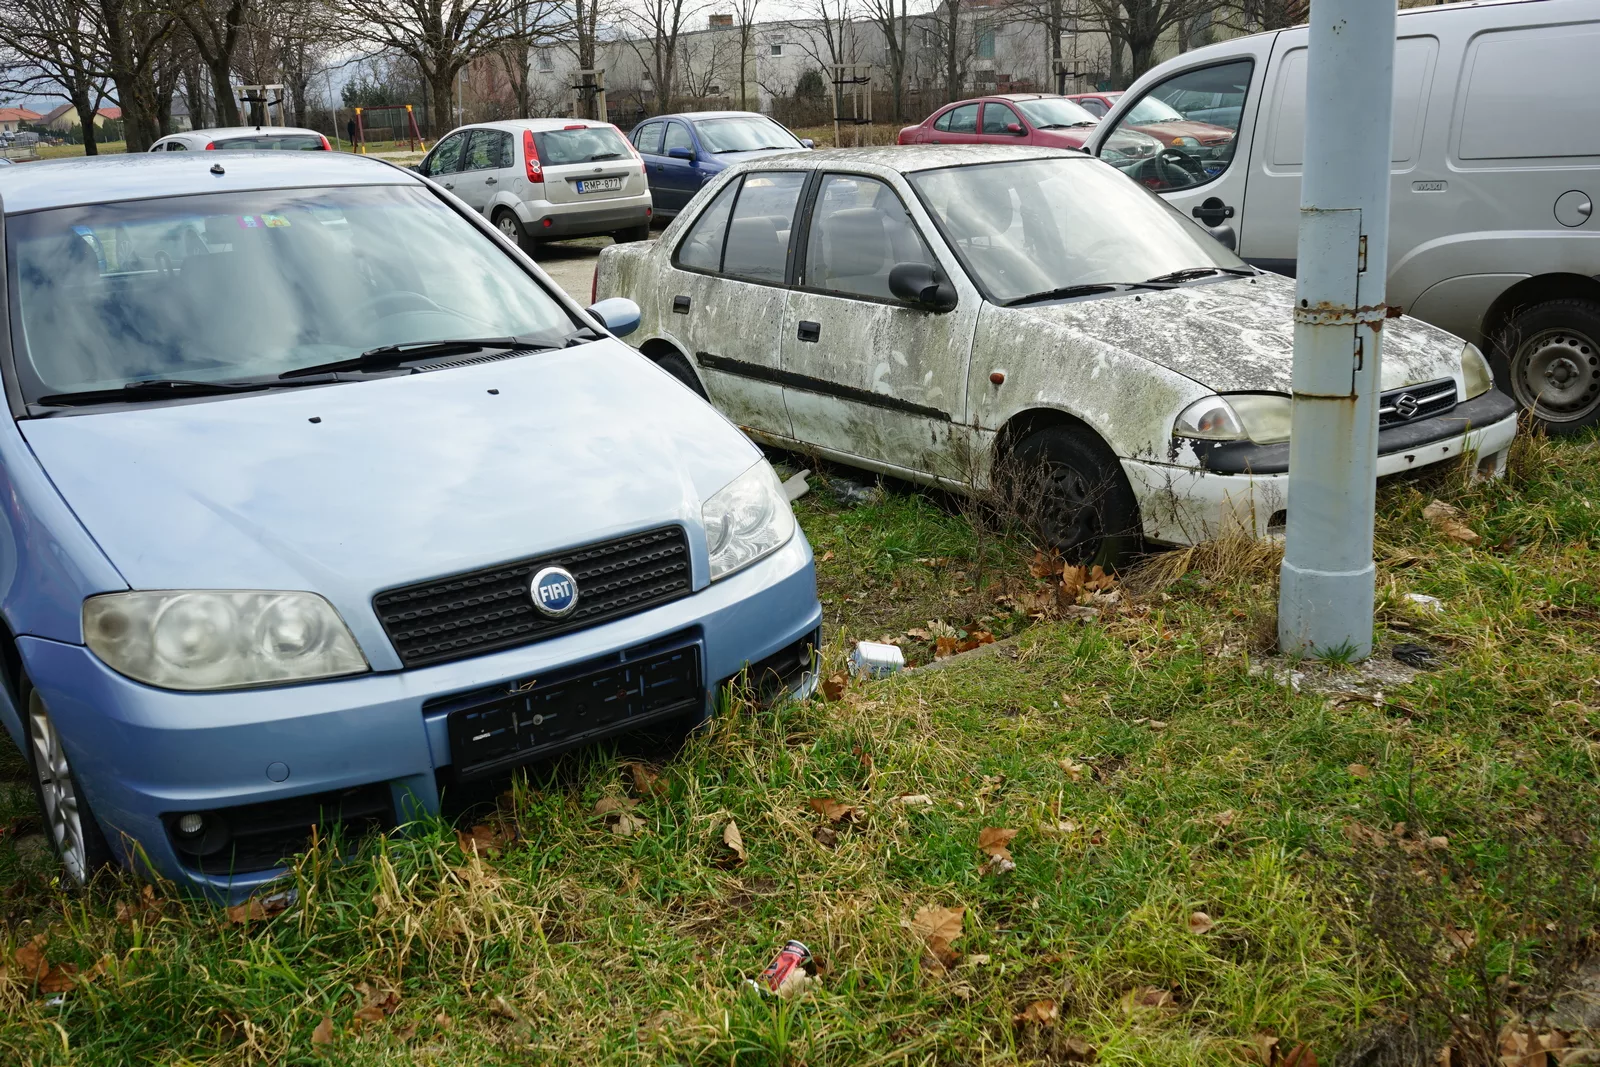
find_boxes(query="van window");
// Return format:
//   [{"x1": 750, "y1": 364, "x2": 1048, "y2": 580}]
[
  {"x1": 1100, "y1": 59, "x2": 1252, "y2": 193},
  {"x1": 1267, "y1": 37, "x2": 1437, "y2": 169},
  {"x1": 1459, "y1": 24, "x2": 1600, "y2": 160}
]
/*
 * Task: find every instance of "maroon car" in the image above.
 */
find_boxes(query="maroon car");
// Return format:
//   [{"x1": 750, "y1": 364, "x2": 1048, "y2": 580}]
[
  {"x1": 897, "y1": 94, "x2": 1103, "y2": 148},
  {"x1": 1066, "y1": 91, "x2": 1236, "y2": 156}
]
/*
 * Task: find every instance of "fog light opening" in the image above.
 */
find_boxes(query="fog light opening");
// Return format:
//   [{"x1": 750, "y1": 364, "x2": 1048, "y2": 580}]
[
  {"x1": 1267, "y1": 509, "x2": 1288, "y2": 537},
  {"x1": 177, "y1": 813, "x2": 205, "y2": 836},
  {"x1": 167, "y1": 810, "x2": 232, "y2": 858}
]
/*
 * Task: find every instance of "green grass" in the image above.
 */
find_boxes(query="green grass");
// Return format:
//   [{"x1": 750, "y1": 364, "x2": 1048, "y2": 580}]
[{"x1": 1, "y1": 431, "x2": 1597, "y2": 1064}]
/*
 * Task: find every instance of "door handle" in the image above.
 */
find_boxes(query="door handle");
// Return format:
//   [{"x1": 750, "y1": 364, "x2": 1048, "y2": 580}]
[
  {"x1": 673, "y1": 295, "x2": 691, "y2": 314},
  {"x1": 1191, "y1": 197, "x2": 1235, "y2": 226},
  {"x1": 443, "y1": 182, "x2": 454, "y2": 189},
  {"x1": 485, "y1": 176, "x2": 497, "y2": 185},
  {"x1": 797, "y1": 320, "x2": 821, "y2": 343}
]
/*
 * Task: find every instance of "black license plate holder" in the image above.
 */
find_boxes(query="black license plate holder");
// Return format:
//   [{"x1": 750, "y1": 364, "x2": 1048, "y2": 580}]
[{"x1": 447, "y1": 645, "x2": 701, "y2": 778}]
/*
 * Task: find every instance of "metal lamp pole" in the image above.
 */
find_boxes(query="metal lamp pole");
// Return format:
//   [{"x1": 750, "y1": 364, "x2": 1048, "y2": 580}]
[{"x1": 1276, "y1": 0, "x2": 1398, "y2": 660}]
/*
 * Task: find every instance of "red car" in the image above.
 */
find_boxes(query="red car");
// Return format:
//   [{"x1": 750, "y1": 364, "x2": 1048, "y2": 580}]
[
  {"x1": 897, "y1": 94, "x2": 1102, "y2": 149},
  {"x1": 1065, "y1": 91, "x2": 1236, "y2": 156}
]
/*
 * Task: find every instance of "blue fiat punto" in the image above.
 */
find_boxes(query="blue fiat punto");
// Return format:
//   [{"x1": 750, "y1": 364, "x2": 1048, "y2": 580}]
[{"x1": 0, "y1": 152, "x2": 820, "y2": 899}]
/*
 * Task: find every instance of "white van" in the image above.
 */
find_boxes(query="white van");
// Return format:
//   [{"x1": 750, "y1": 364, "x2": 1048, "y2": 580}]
[{"x1": 1086, "y1": 0, "x2": 1600, "y2": 434}]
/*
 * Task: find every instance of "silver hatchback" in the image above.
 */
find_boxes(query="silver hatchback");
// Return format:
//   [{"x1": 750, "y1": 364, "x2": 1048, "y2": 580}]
[{"x1": 418, "y1": 119, "x2": 653, "y2": 248}]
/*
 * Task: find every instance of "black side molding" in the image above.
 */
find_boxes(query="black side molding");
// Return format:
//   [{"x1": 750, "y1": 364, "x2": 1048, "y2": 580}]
[{"x1": 695, "y1": 351, "x2": 951, "y2": 421}]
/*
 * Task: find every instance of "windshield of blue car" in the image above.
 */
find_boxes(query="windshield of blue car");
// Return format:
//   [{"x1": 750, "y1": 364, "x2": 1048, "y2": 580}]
[
  {"x1": 693, "y1": 116, "x2": 803, "y2": 153},
  {"x1": 5, "y1": 185, "x2": 575, "y2": 405},
  {"x1": 533, "y1": 126, "x2": 630, "y2": 164},
  {"x1": 910, "y1": 157, "x2": 1247, "y2": 303},
  {"x1": 1013, "y1": 98, "x2": 1100, "y2": 129}
]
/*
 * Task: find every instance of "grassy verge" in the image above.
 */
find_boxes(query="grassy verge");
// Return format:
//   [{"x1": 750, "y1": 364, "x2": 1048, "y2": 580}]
[{"x1": 1, "y1": 432, "x2": 1597, "y2": 1065}]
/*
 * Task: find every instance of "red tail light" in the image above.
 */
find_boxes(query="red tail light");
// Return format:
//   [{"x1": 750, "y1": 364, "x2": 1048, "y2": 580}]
[
  {"x1": 591, "y1": 263, "x2": 599, "y2": 303},
  {"x1": 318, "y1": 134, "x2": 331, "y2": 150},
  {"x1": 204, "y1": 142, "x2": 216, "y2": 150},
  {"x1": 523, "y1": 129, "x2": 543, "y2": 183}
]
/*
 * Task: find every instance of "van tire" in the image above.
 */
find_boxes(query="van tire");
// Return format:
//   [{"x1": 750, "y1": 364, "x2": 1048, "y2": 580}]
[
  {"x1": 652, "y1": 351, "x2": 709, "y2": 400},
  {"x1": 1008, "y1": 426, "x2": 1141, "y2": 570},
  {"x1": 492, "y1": 209, "x2": 534, "y2": 253},
  {"x1": 21, "y1": 673, "x2": 115, "y2": 885},
  {"x1": 612, "y1": 224, "x2": 650, "y2": 244},
  {"x1": 1492, "y1": 299, "x2": 1600, "y2": 434}
]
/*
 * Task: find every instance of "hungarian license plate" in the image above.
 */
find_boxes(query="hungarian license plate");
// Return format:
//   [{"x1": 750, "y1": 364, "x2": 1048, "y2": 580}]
[{"x1": 577, "y1": 177, "x2": 623, "y2": 194}]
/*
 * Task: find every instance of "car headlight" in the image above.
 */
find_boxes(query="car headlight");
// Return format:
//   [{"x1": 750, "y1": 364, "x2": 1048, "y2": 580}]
[
  {"x1": 1460, "y1": 342, "x2": 1493, "y2": 399},
  {"x1": 1173, "y1": 393, "x2": 1293, "y2": 445},
  {"x1": 702, "y1": 460, "x2": 796, "y2": 581},
  {"x1": 1170, "y1": 135, "x2": 1200, "y2": 147},
  {"x1": 84, "y1": 591, "x2": 368, "y2": 691}
]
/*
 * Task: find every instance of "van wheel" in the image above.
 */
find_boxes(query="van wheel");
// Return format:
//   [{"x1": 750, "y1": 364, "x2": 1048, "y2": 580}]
[
  {"x1": 612, "y1": 224, "x2": 650, "y2": 244},
  {"x1": 1493, "y1": 299, "x2": 1600, "y2": 433},
  {"x1": 492, "y1": 209, "x2": 533, "y2": 253},
  {"x1": 22, "y1": 675, "x2": 114, "y2": 884},
  {"x1": 652, "y1": 351, "x2": 709, "y2": 400},
  {"x1": 1008, "y1": 426, "x2": 1141, "y2": 570}
]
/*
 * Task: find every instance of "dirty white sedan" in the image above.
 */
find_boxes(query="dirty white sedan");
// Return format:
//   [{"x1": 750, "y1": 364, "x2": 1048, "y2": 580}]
[{"x1": 597, "y1": 145, "x2": 1518, "y2": 564}]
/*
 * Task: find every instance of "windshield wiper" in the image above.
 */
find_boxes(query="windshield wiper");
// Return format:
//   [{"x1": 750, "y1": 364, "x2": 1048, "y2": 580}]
[
  {"x1": 280, "y1": 337, "x2": 554, "y2": 379},
  {"x1": 586, "y1": 152, "x2": 623, "y2": 161},
  {"x1": 1143, "y1": 266, "x2": 1256, "y2": 284},
  {"x1": 1004, "y1": 283, "x2": 1119, "y2": 306},
  {"x1": 35, "y1": 376, "x2": 333, "y2": 407}
]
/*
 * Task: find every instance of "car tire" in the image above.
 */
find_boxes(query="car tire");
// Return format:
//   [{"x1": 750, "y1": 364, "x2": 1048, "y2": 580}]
[
  {"x1": 492, "y1": 208, "x2": 534, "y2": 253},
  {"x1": 21, "y1": 672, "x2": 115, "y2": 885},
  {"x1": 1007, "y1": 425, "x2": 1141, "y2": 570},
  {"x1": 612, "y1": 224, "x2": 650, "y2": 244},
  {"x1": 1492, "y1": 298, "x2": 1600, "y2": 434},
  {"x1": 652, "y1": 351, "x2": 709, "y2": 400}
]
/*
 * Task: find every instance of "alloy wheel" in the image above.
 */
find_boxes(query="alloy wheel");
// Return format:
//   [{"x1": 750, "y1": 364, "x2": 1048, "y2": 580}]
[
  {"x1": 1512, "y1": 327, "x2": 1600, "y2": 424},
  {"x1": 28, "y1": 689, "x2": 87, "y2": 883},
  {"x1": 497, "y1": 215, "x2": 521, "y2": 241}
]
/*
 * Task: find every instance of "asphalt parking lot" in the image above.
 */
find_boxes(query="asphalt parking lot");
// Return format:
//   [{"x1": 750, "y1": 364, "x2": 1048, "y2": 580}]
[{"x1": 532, "y1": 238, "x2": 648, "y2": 303}]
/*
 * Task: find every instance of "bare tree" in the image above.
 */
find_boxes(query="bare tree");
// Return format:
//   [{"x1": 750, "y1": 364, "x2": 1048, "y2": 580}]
[
  {"x1": 733, "y1": 0, "x2": 756, "y2": 109},
  {"x1": 678, "y1": 23, "x2": 732, "y2": 100},
  {"x1": 177, "y1": 0, "x2": 249, "y2": 127},
  {"x1": 98, "y1": 0, "x2": 181, "y2": 149},
  {"x1": 495, "y1": 0, "x2": 563, "y2": 117},
  {"x1": 325, "y1": 0, "x2": 523, "y2": 137},
  {"x1": 858, "y1": 0, "x2": 908, "y2": 120},
  {"x1": 0, "y1": 0, "x2": 110, "y2": 152},
  {"x1": 621, "y1": 0, "x2": 707, "y2": 114},
  {"x1": 1080, "y1": 0, "x2": 1211, "y2": 86},
  {"x1": 1212, "y1": 0, "x2": 1306, "y2": 34},
  {"x1": 566, "y1": 0, "x2": 608, "y2": 118}
]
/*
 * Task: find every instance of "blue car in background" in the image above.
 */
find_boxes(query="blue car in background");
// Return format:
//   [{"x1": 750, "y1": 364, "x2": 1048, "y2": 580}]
[
  {"x1": 628, "y1": 111, "x2": 812, "y2": 217},
  {"x1": 0, "y1": 152, "x2": 820, "y2": 899}
]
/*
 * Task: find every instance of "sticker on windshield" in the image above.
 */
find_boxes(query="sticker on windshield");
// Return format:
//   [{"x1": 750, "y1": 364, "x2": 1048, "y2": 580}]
[{"x1": 236, "y1": 214, "x2": 291, "y2": 229}]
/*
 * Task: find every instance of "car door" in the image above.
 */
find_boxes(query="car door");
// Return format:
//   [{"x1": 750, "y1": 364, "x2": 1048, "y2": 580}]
[
  {"x1": 977, "y1": 102, "x2": 1028, "y2": 145},
  {"x1": 661, "y1": 170, "x2": 807, "y2": 438},
  {"x1": 452, "y1": 129, "x2": 504, "y2": 211},
  {"x1": 633, "y1": 120, "x2": 668, "y2": 201},
  {"x1": 419, "y1": 131, "x2": 467, "y2": 194},
  {"x1": 658, "y1": 121, "x2": 702, "y2": 212},
  {"x1": 780, "y1": 172, "x2": 980, "y2": 476},
  {"x1": 1089, "y1": 51, "x2": 1267, "y2": 249},
  {"x1": 926, "y1": 103, "x2": 981, "y2": 145}
]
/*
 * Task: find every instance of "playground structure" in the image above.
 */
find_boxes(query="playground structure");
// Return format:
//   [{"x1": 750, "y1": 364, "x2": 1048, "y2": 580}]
[
  {"x1": 572, "y1": 69, "x2": 607, "y2": 122},
  {"x1": 829, "y1": 63, "x2": 872, "y2": 148},
  {"x1": 352, "y1": 104, "x2": 426, "y2": 152},
  {"x1": 233, "y1": 84, "x2": 287, "y2": 128}
]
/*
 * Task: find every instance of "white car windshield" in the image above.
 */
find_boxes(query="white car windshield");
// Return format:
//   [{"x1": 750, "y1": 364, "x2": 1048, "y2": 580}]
[
  {"x1": 910, "y1": 157, "x2": 1247, "y2": 303},
  {"x1": 694, "y1": 116, "x2": 803, "y2": 152},
  {"x1": 1014, "y1": 98, "x2": 1100, "y2": 129},
  {"x1": 8, "y1": 185, "x2": 574, "y2": 405}
]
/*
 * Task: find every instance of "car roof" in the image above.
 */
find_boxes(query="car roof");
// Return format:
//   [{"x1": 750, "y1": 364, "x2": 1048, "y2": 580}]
[
  {"x1": 725, "y1": 143, "x2": 1085, "y2": 175},
  {"x1": 455, "y1": 118, "x2": 618, "y2": 134},
  {"x1": 165, "y1": 126, "x2": 323, "y2": 139},
  {"x1": 0, "y1": 151, "x2": 419, "y2": 215}
]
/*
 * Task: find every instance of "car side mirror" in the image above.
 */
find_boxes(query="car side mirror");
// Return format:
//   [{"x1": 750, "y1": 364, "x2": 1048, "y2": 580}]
[
  {"x1": 1204, "y1": 224, "x2": 1238, "y2": 252},
  {"x1": 1006, "y1": 123, "x2": 1025, "y2": 135},
  {"x1": 888, "y1": 262, "x2": 958, "y2": 312},
  {"x1": 666, "y1": 146, "x2": 694, "y2": 161},
  {"x1": 799, "y1": 138, "x2": 815, "y2": 148},
  {"x1": 586, "y1": 296, "x2": 640, "y2": 337}
]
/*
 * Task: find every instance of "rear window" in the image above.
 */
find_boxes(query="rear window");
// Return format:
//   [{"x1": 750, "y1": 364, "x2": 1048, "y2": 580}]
[
  {"x1": 214, "y1": 134, "x2": 326, "y2": 151},
  {"x1": 533, "y1": 126, "x2": 629, "y2": 165}
]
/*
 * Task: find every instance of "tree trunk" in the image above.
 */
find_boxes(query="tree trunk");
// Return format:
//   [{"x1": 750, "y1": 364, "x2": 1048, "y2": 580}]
[
  {"x1": 209, "y1": 61, "x2": 240, "y2": 127},
  {"x1": 1128, "y1": 35, "x2": 1157, "y2": 80},
  {"x1": 944, "y1": 0, "x2": 960, "y2": 103},
  {"x1": 429, "y1": 69, "x2": 458, "y2": 135},
  {"x1": 185, "y1": 66, "x2": 208, "y2": 128},
  {"x1": 73, "y1": 94, "x2": 98, "y2": 155}
]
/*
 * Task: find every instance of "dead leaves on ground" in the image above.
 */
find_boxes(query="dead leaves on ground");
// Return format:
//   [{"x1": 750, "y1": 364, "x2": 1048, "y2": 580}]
[
  {"x1": 1423, "y1": 499, "x2": 1481, "y2": 545},
  {"x1": 3, "y1": 933, "x2": 111, "y2": 994},
  {"x1": 1186, "y1": 911, "x2": 1215, "y2": 935},
  {"x1": 224, "y1": 888, "x2": 294, "y2": 925},
  {"x1": 456, "y1": 821, "x2": 516, "y2": 858},
  {"x1": 934, "y1": 629, "x2": 996, "y2": 660},
  {"x1": 115, "y1": 884, "x2": 166, "y2": 925},
  {"x1": 624, "y1": 761, "x2": 667, "y2": 797},
  {"x1": 1014, "y1": 998, "x2": 1059, "y2": 1025},
  {"x1": 809, "y1": 797, "x2": 863, "y2": 849},
  {"x1": 719, "y1": 820, "x2": 746, "y2": 866},
  {"x1": 1249, "y1": 1036, "x2": 1319, "y2": 1066},
  {"x1": 911, "y1": 904, "x2": 965, "y2": 972},
  {"x1": 594, "y1": 796, "x2": 646, "y2": 837},
  {"x1": 977, "y1": 826, "x2": 1017, "y2": 876}
]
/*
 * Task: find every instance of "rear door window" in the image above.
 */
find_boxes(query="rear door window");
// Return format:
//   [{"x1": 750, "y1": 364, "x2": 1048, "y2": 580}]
[
  {"x1": 633, "y1": 121, "x2": 664, "y2": 155},
  {"x1": 674, "y1": 180, "x2": 741, "y2": 272},
  {"x1": 722, "y1": 172, "x2": 806, "y2": 283},
  {"x1": 944, "y1": 104, "x2": 979, "y2": 134}
]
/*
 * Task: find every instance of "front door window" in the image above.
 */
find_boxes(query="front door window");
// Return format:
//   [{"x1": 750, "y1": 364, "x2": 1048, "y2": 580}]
[{"x1": 1099, "y1": 60, "x2": 1253, "y2": 192}]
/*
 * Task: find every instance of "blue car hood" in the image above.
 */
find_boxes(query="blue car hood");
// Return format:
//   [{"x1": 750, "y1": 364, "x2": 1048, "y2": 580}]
[{"x1": 22, "y1": 341, "x2": 759, "y2": 660}]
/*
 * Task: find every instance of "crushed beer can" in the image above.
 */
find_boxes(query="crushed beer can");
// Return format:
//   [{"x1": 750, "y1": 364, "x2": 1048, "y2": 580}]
[
  {"x1": 749, "y1": 939, "x2": 812, "y2": 994},
  {"x1": 848, "y1": 640, "x2": 904, "y2": 679}
]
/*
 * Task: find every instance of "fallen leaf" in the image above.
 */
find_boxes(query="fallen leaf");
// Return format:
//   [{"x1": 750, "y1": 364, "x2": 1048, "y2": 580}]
[
  {"x1": 977, "y1": 826, "x2": 1018, "y2": 875},
  {"x1": 1426, "y1": 835, "x2": 1450, "y2": 851},
  {"x1": 353, "y1": 982, "x2": 401, "y2": 1023},
  {"x1": 1062, "y1": 1034, "x2": 1099, "y2": 1062},
  {"x1": 37, "y1": 962, "x2": 78, "y2": 993},
  {"x1": 1085, "y1": 565, "x2": 1118, "y2": 592},
  {"x1": 1059, "y1": 759, "x2": 1086, "y2": 782},
  {"x1": 1124, "y1": 985, "x2": 1177, "y2": 1012},
  {"x1": 611, "y1": 812, "x2": 646, "y2": 837},
  {"x1": 934, "y1": 636, "x2": 958, "y2": 659},
  {"x1": 1014, "y1": 998, "x2": 1059, "y2": 1025},
  {"x1": 1498, "y1": 1026, "x2": 1568, "y2": 1067},
  {"x1": 395, "y1": 1021, "x2": 419, "y2": 1040},
  {"x1": 116, "y1": 884, "x2": 165, "y2": 925},
  {"x1": 594, "y1": 796, "x2": 646, "y2": 837},
  {"x1": 1282, "y1": 1044, "x2": 1318, "y2": 1067},
  {"x1": 1213, "y1": 810, "x2": 1237, "y2": 828},
  {"x1": 1145, "y1": 719, "x2": 1168, "y2": 731},
  {"x1": 13, "y1": 934, "x2": 49, "y2": 980},
  {"x1": 1187, "y1": 911, "x2": 1215, "y2": 935},
  {"x1": 721, "y1": 820, "x2": 746, "y2": 865},
  {"x1": 905, "y1": 627, "x2": 932, "y2": 641},
  {"x1": 820, "y1": 673, "x2": 847, "y2": 702},
  {"x1": 892, "y1": 793, "x2": 934, "y2": 807},
  {"x1": 1251, "y1": 1034, "x2": 1280, "y2": 1064},
  {"x1": 456, "y1": 822, "x2": 514, "y2": 856},
  {"x1": 593, "y1": 796, "x2": 640, "y2": 815},
  {"x1": 312, "y1": 1014, "x2": 335, "y2": 1046},
  {"x1": 433, "y1": 1012, "x2": 453, "y2": 1030},
  {"x1": 1030, "y1": 550, "x2": 1065, "y2": 578},
  {"x1": 818, "y1": 550, "x2": 834, "y2": 562},
  {"x1": 1423, "y1": 500, "x2": 1481, "y2": 545},
  {"x1": 1445, "y1": 925, "x2": 1477, "y2": 955},
  {"x1": 625, "y1": 762, "x2": 667, "y2": 796},
  {"x1": 1060, "y1": 565, "x2": 1087, "y2": 603},
  {"x1": 808, "y1": 798, "x2": 862, "y2": 824},
  {"x1": 225, "y1": 890, "x2": 293, "y2": 925},
  {"x1": 912, "y1": 905, "x2": 965, "y2": 971},
  {"x1": 1348, "y1": 763, "x2": 1372, "y2": 780},
  {"x1": 813, "y1": 826, "x2": 839, "y2": 848}
]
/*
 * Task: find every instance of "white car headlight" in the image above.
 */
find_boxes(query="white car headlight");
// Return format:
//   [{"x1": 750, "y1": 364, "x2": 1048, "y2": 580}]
[
  {"x1": 1174, "y1": 393, "x2": 1293, "y2": 444},
  {"x1": 702, "y1": 460, "x2": 796, "y2": 581},
  {"x1": 1460, "y1": 342, "x2": 1493, "y2": 399},
  {"x1": 84, "y1": 591, "x2": 368, "y2": 691}
]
